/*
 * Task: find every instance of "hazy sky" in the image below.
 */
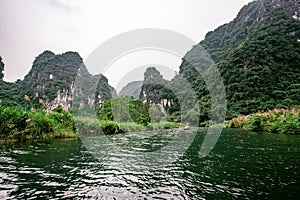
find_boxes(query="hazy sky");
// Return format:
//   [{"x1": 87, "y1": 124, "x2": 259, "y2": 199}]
[{"x1": 0, "y1": 0, "x2": 253, "y2": 89}]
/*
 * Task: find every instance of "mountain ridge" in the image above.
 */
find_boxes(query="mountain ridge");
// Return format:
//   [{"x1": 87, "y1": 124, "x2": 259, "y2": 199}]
[
  {"x1": 139, "y1": 0, "x2": 300, "y2": 123},
  {"x1": 0, "y1": 51, "x2": 116, "y2": 110}
]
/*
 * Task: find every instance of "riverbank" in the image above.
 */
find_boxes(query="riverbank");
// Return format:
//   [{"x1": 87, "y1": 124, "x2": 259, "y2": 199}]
[
  {"x1": 3, "y1": 103, "x2": 299, "y2": 145},
  {"x1": 227, "y1": 108, "x2": 300, "y2": 134},
  {"x1": 75, "y1": 117, "x2": 181, "y2": 135},
  {"x1": 0, "y1": 105, "x2": 181, "y2": 143},
  {"x1": 0, "y1": 105, "x2": 78, "y2": 144}
]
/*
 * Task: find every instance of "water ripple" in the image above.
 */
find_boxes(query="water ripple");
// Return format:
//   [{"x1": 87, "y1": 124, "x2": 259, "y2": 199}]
[{"x1": 0, "y1": 129, "x2": 299, "y2": 199}]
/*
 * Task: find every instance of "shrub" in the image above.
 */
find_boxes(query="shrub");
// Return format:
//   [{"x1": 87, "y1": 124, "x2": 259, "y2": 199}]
[
  {"x1": 244, "y1": 114, "x2": 262, "y2": 131},
  {"x1": 229, "y1": 108, "x2": 300, "y2": 134},
  {"x1": 0, "y1": 104, "x2": 77, "y2": 142},
  {"x1": 26, "y1": 112, "x2": 54, "y2": 136},
  {"x1": 99, "y1": 120, "x2": 119, "y2": 134},
  {"x1": 163, "y1": 122, "x2": 180, "y2": 129}
]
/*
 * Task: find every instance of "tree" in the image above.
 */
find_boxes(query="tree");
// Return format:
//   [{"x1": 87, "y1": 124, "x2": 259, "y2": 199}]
[{"x1": 96, "y1": 97, "x2": 150, "y2": 125}]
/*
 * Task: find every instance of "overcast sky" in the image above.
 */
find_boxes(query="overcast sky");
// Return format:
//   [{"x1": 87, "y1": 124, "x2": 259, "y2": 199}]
[{"x1": 0, "y1": 0, "x2": 253, "y2": 89}]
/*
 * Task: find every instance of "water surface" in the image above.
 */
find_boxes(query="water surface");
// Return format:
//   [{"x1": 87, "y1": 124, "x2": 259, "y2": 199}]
[{"x1": 0, "y1": 129, "x2": 299, "y2": 199}]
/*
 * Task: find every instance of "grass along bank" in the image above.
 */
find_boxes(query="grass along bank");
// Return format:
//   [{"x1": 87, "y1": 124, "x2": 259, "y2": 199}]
[
  {"x1": 0, "y1": 104, "x2": 180, "y2": 143},
  {"x1": 75, "y1": 117, "x2": 181, "y2": 135},
  {"x1": 227, "y1": 108, "x2": 300, "y2": 134}
]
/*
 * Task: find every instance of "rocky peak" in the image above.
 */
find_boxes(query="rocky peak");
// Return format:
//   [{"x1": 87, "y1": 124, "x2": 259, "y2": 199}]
[
  {"x1": 0, "y1": 56, "x2": 4, "y2": 81},
  {"x1": 23, "y1": 51, "x2": 82, "y2": 105},
  {"x1": 0, "y1": 51, "x2": 116, "y2": 110},
  {"x1": 140, "y1": 67, "x2": 166, "y2": 104}
]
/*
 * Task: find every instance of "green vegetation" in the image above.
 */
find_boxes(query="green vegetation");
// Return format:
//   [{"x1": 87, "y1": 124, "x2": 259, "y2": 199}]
[
  {"x1": 75, "y1": 117, "x2": 180, "y2": 135},
  {"x1": 23, "y1": 51, "x2": 80, "y2": 102},
  {"x1": 228, "y1": 108, "x2": 300, "y2": 134},
  {"x1": 94, "y1": 96, "x2": 180, "y2": 134},
  {"x1": 0, "y1": 95, "x2": 181, "y2": 142},
  {"x1": 2, "y1": 0, "x2": 300, "y2": 139},
  {"x1": 159, "y1": 0, "x2": 300, "y2": 126},
  {"x1": 97, "y1": 96, "x2": 150, "y2": 126},
  {"x1": 0, "y1": 99, "x2": 77, "y2": 143},
  {"x1": 73, "y1": 95, "x2": 181, "y2": 135},
  {"x1": 0, "y1": 51, "x2": 116, "y2": 110}
]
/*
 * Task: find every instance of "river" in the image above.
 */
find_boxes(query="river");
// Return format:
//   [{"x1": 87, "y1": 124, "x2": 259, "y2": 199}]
[{"x1": 0, "y1": 128, "x2": 299, "y2": 199}]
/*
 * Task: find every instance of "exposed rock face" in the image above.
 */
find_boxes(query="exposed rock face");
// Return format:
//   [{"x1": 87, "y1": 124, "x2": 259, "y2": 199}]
[
  {"x1": 22, "y1": 51, "x2": 80, "y2": 109},
  {"x1": 0, "y1": 56, "x2": 4, "y2": 81},
  {"x1": 139, "y1": 67, "x2": 172, "y2": 116},
  {"x1": 140, "y1": 67, "x2": 166, "y2": 104},
  {"x1": 47, "y1": 89, "x2": 73, "y2": 110},
  {"x1": 95, "y1": 74, "x2": 117, "y2": 108},
  {"x1": 0, "y1": 51, "x2": 116, "y2": 110}
]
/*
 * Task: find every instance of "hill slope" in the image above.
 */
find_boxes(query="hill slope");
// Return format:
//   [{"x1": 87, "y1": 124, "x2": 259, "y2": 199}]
[{"x1": 178, "y1": 0, "x2": 300, "y2": 118}]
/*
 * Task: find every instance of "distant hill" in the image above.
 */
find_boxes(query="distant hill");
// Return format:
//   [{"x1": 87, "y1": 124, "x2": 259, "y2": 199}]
[{"x1": 118, "y1": 81, "x2": 143, "y2": 99}]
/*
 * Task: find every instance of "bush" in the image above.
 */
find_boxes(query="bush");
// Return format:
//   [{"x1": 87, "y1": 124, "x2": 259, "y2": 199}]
[
  {"x1": 48, "y1": 111, "x2": 74, "y2": 128},
  {"x1": 229, "y1": 108, "x2": 300, "y2": 134},
  {"x1": 0, "y1": 106, "x2": 30, "y2": 138},
  {"x1": 243, "y1": 114, "x2": 262, "y2": 132},
  {"x1": 99, "y1": 120, "x2": 119, "y2": 134},
  {"x1": 163, "y1": 122, "x2": 180, "y2": 129},
  {"x1": 0, "y1": 104, "x2": 77, "y2": 142}
]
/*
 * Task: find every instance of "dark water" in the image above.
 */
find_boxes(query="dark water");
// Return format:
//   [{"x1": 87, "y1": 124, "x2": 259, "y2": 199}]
[{"x1": 0, "y1": 129, "x2": 299, "y2": 199}]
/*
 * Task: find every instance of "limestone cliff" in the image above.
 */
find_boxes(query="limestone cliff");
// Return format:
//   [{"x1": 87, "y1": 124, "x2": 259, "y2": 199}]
[{"x1": 0, "y1": 51, "x2": 116, "y2": 110}]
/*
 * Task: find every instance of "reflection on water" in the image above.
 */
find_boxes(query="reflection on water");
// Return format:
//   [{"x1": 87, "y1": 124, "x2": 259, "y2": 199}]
[{"x1": 0, "y1": 129, "x2": 299, "y2": 199}]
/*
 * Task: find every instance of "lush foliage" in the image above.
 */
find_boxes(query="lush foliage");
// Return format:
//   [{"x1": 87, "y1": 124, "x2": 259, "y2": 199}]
[
  {"x1": 97, "y1": 96, "x2": 150, "y2": 126},
  {"x1": 87, "y1": 95, "x2": 181, "y2": 134},
  {"x1": 99, "y1": 120, "x2": 119, "y2": 134},
  {"x1": 174, "y1": 0, "x2": 300, "y2": 123},
  {"x1": 228, "y1": 108, "x2": 300, "y2": 134},
  {"x1": 75, "y1": 117, "x2": 180, "y2": 135},
  {"x1": 0, "y1": 104, "x2": 76, "y2": 142},
  {"x1": 23, "y1": 51, "x2": 81, "y2": 102},
  {"x1": 140, "y1": 67, "x2": 167, "y2": 104},
  {"x1": 0, "y1": 96, "x2": 76, "y2": 142},
  {"x1": 221, "y1": 30, "x2": 300, "y2": 115}
]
